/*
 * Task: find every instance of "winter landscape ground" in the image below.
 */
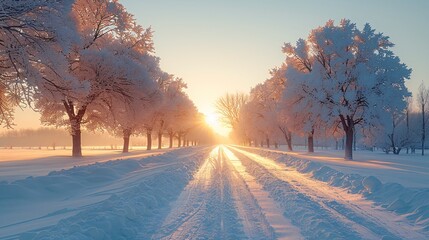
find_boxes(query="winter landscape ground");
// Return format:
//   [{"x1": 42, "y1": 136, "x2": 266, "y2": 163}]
[{"x1": 1, "y1": 145, "x2": 428, "y2": 240}]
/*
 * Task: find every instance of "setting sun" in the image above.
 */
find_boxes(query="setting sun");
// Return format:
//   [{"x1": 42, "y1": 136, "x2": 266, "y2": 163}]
[
  {"x1": 205, "y1": 112, "x2": 217, "y2": 127},
  {"x1": 204, "y1": 112, "x2": 230, "y2": 136}
]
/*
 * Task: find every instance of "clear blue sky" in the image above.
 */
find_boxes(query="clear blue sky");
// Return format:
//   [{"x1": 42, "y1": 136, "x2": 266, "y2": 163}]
[{"x1": 10, "y1": 0, "x2": 429, "y2": 135}]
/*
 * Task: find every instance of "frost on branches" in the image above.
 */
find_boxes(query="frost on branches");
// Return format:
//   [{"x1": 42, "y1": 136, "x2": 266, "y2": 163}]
[
  {"x1": 0, "y1": 0, "x2": 73, "y2": 128},
  {"x1": 283, "y1": 19, "x2": 411, "y2": 159},
  {"x1": 239, "y1": 67, "x2": 285, "y2": 149},
  {"x1": 35, "y1": 0, "x2": 159, "y2": 157},
  {"x1": 0, "y1": 0, "x2": 209, "y2": 156}
]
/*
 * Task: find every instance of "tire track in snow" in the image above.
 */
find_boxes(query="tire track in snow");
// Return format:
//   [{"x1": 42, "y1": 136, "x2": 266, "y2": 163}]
[
  {"x1": 230, "y1": 146, "x2": 427, "y2": 240},
  {"x1": 152, "y1": 146, "x2": 246, "y2": 240},
  {"x1": 222, "y1": 146, "x2": 301, "y2": 240}
]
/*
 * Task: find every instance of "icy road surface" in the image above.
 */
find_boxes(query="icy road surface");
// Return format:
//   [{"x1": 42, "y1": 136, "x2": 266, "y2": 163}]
[{"x1": 0, "y1": 145, "x2": 427, "y2": 239}]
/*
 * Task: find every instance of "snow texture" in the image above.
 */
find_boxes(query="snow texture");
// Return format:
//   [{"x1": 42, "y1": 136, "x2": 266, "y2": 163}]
[
  {"x1": 0, "y1": 147, "x2": 211, "y2": 239},
  {"x1": 238, "y1": 147, "x2": 429, "y2": 232}
]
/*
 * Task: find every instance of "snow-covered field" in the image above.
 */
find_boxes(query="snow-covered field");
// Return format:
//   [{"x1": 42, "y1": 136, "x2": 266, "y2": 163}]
[
  {"x1": 1, "y1": 145, "x2": 428, "y2": 239},
  {"x1": 0, "y1": 148, "x2": 170, "y2": 182}
]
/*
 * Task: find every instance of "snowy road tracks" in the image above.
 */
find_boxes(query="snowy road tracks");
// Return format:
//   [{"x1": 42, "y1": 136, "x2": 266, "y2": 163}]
[{"x1": 154, "y1": 145, "x2": 302, "y2": 240}]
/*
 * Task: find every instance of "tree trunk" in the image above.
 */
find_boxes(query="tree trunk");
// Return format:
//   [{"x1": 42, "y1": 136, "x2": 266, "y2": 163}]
[
  {"x1": 260, "y1": 140, "x2": 264, "y2": 147},
  {"x1": 279, "y1": 127, "x2": 293, "y2": 151},
  {"x1": 393, "y1": 147, "x2": 402, "y2": 155},
  {"x1": 285, "y1": 132, "x2": 293, "y2": 151},
  {"x1": 169, "y1": 133, "x2": 173, "y2": 148},
  {"x1": 307, "y1": 134, "x2": 314, "y2": 153},
  {"x1": 406, "y1": 107, "x2": 409, "y2": 154},
  {"x1": 178, "y1": 134, "x2": 182, "y2": 148},
  {"x1": 353, "y1": 127, "x2": 357, "y2": 151},
  {"x1": 63, "y1": 100, "x2": 86, "y2": 158},
  {"x1": 72, "y1": 129, "x2": 82, "y2": 157},
  {"x1": 266, "y1": 138, "x2": 270, "y2": 148},
  {"x1": 147, "y1": 131, "x2": 152, "y2": 150},
  {"x1": 158, "y1": 132, "x2": 162, "y2": 149},
  {"x1": 388, "y1": 116, "x2": 397, "y2": 156},
  {"x1": 122, "y1": 129, "x2": 131, "y2": 153},
  {"x1": 345, "y1": 127, "x2": 354, "y2": 160},
  {"x1": 340, "y1": 115, "x2": 354, "y2": 160},
  {"x1": 422, "y1": 102, "x2": 425, "y2": 156},
  {"x1": 274, "y1": 142, "x2": 278, "y2": 149}
]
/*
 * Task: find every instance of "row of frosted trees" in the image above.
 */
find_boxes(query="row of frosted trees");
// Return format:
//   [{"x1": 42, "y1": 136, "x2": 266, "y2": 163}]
[
  {"x1": 0, "y1": 0, "x2": 212, "y2": 157},
  {"x1": 225, "y1": 19, "x2": 427, "y2": 160}
]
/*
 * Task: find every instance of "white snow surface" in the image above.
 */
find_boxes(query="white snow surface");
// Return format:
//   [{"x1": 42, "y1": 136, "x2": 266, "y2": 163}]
[
  {"x1": 0, "y1": 147, "x2": 210, "y2": 239},
  {"x1": 1, "y1": 145, "x2": 428, "y2": 239},
  {"x1": 0, "y1": 148, "x2": 170, "y2": 182},
  {"x1": 234, "y1": 146, "x2": 429, "y2": 236}
]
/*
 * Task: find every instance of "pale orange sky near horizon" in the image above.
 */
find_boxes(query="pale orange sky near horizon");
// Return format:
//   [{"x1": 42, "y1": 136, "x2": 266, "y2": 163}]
[{"x1": 4, "y1": 0, "x2": 429, "y2": 137}]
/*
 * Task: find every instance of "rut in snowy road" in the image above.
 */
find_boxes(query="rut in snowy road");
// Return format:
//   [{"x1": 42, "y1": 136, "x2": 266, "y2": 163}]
[{"x1": 153, "y1": 146, "x2": 283, "y2": 239}]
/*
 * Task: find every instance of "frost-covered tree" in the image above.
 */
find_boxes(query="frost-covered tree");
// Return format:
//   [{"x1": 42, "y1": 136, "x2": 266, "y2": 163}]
[
  {"x1": 283, "y1": 19, "x2": 411, "y2": 159},
  {"x1": 240, "y1": 67, "x2": 286, "y2": 148},
  {"x1": 84, "y1": 54, "x2": 159, "y2": 153},
  {"x1": 269, "y1": 65, "x2": 295, "y2": 151},
  {"x1": 376, "y1": 110, "x2": 410, "y2": 154},
  {"x1": 0, "y1": 0, "x2": 73, "y2": 128},
  {"x1": 417, "y1": 83, "x2": 429, "y2": 155},
  {"x1": 152, "y1": 73, "x2": 175, "y2": 149},
  {"x1": 174, "y1": 97, "x2": 199, "y2": 147},
  {"x1": 239, "y1": 100, "x2": 266, "y2": 147},
  {"x1": 154, "y1": 77, "x2": 188, "y2": 149},
  {"x1": 36, "y1": 0, "x2": 155, "y2": 157},
  {"x1": 282, "y1": 38, "x2": 326, "y2": 153}
]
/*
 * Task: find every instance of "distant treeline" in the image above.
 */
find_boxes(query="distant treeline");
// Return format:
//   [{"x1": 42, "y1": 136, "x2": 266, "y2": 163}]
[{"x1": 0, "y1": 128, "x2": 148, "y2": 148}]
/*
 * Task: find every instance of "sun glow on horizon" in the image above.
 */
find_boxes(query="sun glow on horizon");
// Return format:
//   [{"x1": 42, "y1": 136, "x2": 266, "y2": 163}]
[
  {"x1": 205, "y1": 112, "x2": 217, "y2": 127},
  {"x1": 204, "y1": 111, "x2": 230, "y2": 137}
]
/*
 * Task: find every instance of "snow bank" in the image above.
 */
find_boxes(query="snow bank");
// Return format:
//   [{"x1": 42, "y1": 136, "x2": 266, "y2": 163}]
[
  {"x1": 240, "y1": 148, "x2": 429, "y2": 231},
  {"x1": 0, "y1": 160, "x2": 141, "y2": 200}
]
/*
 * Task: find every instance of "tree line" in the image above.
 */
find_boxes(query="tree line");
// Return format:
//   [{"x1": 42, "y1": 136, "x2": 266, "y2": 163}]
[
  {"x1": 217, "y1": 19, "x2": 428, "y2": 160},
  {"x1": 0, "y1": 0, "x2": 213, "y2": 157}
]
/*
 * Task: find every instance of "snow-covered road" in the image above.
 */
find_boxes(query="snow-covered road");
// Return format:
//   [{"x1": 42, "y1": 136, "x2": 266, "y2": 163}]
[
  {"x1": 153, "y1": 146, "x2": 292, "y2": 240},
  {"x1": 1, "y1": 145, "x2": 427, "y2": 239}
]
